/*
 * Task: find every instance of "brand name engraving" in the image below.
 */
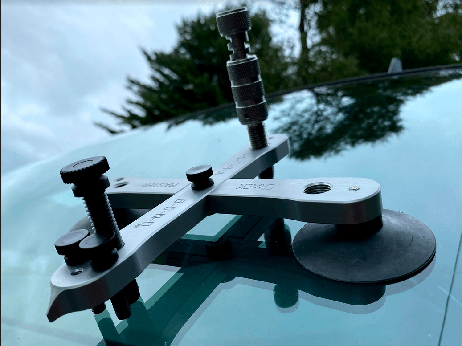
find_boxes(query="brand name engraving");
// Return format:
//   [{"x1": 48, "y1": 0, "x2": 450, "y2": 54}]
[
  {"x1": 237, "y1": 183, "x2": 275, "y2": 190},
  {"x1": 215, "y1": 153, "x2": 250, "y2": 175},
  {"x1": 135, "y1": 198, "x2": 186, "y2": 227},
  {"x1": 141, "y1": 182, "x2": 180, "y2": 188}
]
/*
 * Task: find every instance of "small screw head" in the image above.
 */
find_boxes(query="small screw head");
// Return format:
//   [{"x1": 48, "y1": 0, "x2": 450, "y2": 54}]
[
  {"x1": 54, "y1": 229, "x2": 90, "y2": 266},
  {"x1": 55, "y1": 229, "x2": 90, "y2": 255},
  {"x1": 186, "y1": 165, "x2": 213, "y2": 181},
  {"x1": 60, "y1": 156, "x2": 110, "y2": 184},
  {"x1": 186, "y1": 165, "x2": 214, "y2": 190},
  {"x1": 349, "y1": 186, "x2": 360, "y2": 191}
]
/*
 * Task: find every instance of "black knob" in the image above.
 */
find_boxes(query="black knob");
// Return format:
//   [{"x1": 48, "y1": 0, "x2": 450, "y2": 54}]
[
  {"x1": 79, "y1": 233, "x2": 119, "y2": 272},
  {"x1": 186, "y1": 165, "x2": 214, "y2": 190},
  {"x1": 54, "y1": 229, "x2": 90, "y2": 266},
  {"x1": 60, "y1": 156, "x2": 110, "y2": 184},
  {"x1": 216, "y1": 8, "x2": 251, "y2": 37}
]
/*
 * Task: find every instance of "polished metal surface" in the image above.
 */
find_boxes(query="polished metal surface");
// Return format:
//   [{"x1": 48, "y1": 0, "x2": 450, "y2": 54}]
[
  {"x1": 209, "y1": 177, "x2": 381, "y2": 224},
  {"x1": 47, "y1": 134, "x2": 290, "y2": 322},
  {"x1": 108, "y1": 177, "x2": 381, "y2": 225}
]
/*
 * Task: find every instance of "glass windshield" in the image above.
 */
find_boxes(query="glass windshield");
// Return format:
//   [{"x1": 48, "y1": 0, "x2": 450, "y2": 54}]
[{"x1": 2, "y1": 69, "x2": 461, "y2": 345}]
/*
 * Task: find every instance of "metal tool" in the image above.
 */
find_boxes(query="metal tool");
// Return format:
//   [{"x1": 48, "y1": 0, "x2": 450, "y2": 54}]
[{"x1": 47, "y1": 7, "x2": 436, "y2": 322}]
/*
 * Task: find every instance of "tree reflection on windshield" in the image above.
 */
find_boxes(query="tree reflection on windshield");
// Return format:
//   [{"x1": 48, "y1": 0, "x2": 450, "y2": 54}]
[
  {"x1": 270, "y1": 70, "x2": 462, "y2": 160},
  {"x1": 170, "y1": 69, "x2": 461, "y2": 161}
]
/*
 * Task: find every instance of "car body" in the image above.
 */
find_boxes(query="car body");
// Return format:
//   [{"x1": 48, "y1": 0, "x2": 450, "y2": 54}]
[{"x1": 1, "y1": 66, "x2": 462, "y2": 345}]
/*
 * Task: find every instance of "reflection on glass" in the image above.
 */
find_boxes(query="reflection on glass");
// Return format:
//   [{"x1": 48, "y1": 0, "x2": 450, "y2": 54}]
[
  {"x1": 95, "y1": 215, "x2": 434, "y2": 345},
  {"x1": 169, "y1": 70, "x2": 462, "y2": 161},
  {"x1": 270, "y1": 71, "x2": 462, "y2": 160}
]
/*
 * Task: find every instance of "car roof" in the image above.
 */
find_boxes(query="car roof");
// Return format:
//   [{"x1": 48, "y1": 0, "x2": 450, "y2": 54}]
[{"x1": 1, "y1": 67, "x2": 461, "y2": 345}]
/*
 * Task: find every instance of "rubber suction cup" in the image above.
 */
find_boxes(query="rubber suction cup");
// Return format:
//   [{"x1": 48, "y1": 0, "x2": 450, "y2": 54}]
[{"x1": 292, "y1": 209, "x2": 436, "y2": 284}]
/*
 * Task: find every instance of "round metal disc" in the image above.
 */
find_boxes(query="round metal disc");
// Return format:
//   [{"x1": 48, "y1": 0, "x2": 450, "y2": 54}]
[{"x1": 292, "y1": 209, "x2": 436, "y2": 284}]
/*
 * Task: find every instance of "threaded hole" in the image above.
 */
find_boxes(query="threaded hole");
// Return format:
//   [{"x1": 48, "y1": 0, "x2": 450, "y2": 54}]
[{"x1": 304, "y1": 183, "x2": 332, "y2": 194}]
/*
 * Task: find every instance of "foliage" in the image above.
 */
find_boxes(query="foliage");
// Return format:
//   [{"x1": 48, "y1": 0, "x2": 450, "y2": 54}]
[
  {"x1": 314, "y1": 0, "x2": 462, "y2": 73},
  {"x1": 96, "y1": 6, "x2": 292, "y2": 133},
  {"x1": 270, "y1": 0, "x2": 462, "y2": 85},
  {"x1": 272, "y1": 70, "x2": 462, "y2": 160},
  {"x1": 97, "y1": 1, "x2": 462, "y2": 134}
]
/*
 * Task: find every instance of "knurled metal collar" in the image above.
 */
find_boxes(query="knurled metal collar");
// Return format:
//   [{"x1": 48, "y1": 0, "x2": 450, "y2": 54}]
[{"x1": 216, "y1": 8, "x2": 251, "y2": 37}]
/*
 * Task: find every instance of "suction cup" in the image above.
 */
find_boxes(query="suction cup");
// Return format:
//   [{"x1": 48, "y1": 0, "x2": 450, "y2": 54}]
[{"x1": 292, "y1": 209, "x2": 436, "y2": 284}]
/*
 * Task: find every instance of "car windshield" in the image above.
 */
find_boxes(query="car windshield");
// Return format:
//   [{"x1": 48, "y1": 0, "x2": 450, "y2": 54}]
[{"x1": 2, "y1": 68, "x2": 462, "y2": 345}]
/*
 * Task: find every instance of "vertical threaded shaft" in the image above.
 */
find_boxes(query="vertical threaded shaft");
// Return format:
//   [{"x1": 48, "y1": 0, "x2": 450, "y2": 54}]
[
  {"x1": 83, "y1": 194, "x2": 124, "y2": 249},
  {"x1": 247, "y1": 123, "x2": 268, "y2": 150}
]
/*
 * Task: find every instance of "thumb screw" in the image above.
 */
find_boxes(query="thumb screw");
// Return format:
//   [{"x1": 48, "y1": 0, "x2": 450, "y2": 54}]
[{"x1": 60, "y1": 156, "x2": 123, "y2": 271}]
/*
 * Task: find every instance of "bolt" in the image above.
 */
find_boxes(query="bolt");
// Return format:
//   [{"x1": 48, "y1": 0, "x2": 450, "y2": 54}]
[
  {"x1": 110, "y1": 279, "x2": 140, "y2": 320},
  {"x1": 54, "y1": 229, "x2": 90, "y2": 266},
  {"x1": 217, "y1": 7, "x2": 269, "y2": 150},
  {"x1": 349, "y1": 186, "x2": 360, "y2": 191},
  {"x1": 60, "y1": 156, "x2": 123, "y2": 271},
  {"x1": 186, "y1": 165, "x2": 214, "y2": 190}
]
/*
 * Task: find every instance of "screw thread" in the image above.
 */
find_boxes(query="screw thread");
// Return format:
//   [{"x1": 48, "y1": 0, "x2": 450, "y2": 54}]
[
  {"x1": 247, "y1": 123, "x2": 268, "y2": 150},
  {"x1": 83, "y1": 194, "x2": 124, "y2": 249}
]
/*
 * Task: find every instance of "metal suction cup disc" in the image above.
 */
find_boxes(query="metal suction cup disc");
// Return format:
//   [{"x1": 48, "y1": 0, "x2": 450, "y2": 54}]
[{"x1": 292, "y1": 209, "x2": 436, "y2": 284}]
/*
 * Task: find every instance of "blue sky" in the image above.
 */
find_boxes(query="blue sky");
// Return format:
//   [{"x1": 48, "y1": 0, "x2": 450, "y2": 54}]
[{"x1": 1, "y1": 0, "x2": 299, "y2": 174}]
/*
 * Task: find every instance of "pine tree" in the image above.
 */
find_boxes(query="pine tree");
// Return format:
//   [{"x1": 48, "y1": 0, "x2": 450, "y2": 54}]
[{"x1": 96, "y1": 6, "x2": 292, "y2": 134}]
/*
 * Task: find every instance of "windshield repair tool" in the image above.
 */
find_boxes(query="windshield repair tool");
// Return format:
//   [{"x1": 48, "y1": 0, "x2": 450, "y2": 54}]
[{"x1": 47, "y1": 7, "x2": 436, "y2": 322}]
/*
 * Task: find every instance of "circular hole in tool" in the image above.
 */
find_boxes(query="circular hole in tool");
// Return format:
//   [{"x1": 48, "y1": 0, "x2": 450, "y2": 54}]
[
  {"x1": 114, "y1": 182, "x2": 128, "y2": 188},
  {"x1": 304, "y1": 183, "x2": 332, "y2": 194},
  {"x1": 115, "y1": 177, "x2": 124, "y2": 182},
  {"x1": 71, "y1": 268, "x2": 84, "y2": 276},
  {"x1": 244, "y1": 113, "x2": 250, "y2": 120}
]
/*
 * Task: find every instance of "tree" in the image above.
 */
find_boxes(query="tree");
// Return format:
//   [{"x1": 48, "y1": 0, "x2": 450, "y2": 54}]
[
  {"x1": 272, "y1": 70, "x2": 462, "y2": 160},
  {"x1": 270, "y1": 0, "x2": 462, "y2": 85},
  {"x1": 315, "y1": 0, "x2": 461, "y2": 72},
  {"x1": 96, "y1": 6, "x2": 292, "y2": 134}
]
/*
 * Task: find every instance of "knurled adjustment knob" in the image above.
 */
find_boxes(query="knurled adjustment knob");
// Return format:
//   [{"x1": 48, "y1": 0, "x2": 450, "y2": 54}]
[
  {"x1": 216, "y1": 8, "x2": 251, "y2": 37},
  {"x1": 54, "y1": 229, "x2": 90, "y2": 266},
  {"x1": 79, "y1": 233, "x2": 119, "y2": 272},
  {"x1": 186, "y1": 165, "x2": 214, "y2": 190},
  {"x1": 60, "y1": 156, "x2": 110, "y2": 184}
]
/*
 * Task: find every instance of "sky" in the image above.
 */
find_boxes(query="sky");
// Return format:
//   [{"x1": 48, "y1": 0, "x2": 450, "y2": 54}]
[{"x1": 1, "y1": 0, "x2": 299, "y2": 174}]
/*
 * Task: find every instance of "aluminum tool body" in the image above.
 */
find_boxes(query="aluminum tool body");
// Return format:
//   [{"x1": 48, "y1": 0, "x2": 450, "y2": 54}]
[{"x1": 47, "y1": 7, "x2": 436, "y2": 323}]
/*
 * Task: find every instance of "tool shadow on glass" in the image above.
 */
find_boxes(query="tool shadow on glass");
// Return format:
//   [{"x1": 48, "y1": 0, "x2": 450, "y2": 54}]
[
  {"x1": 46, "y1": 7, "x2": 436, "y2": 333},
  {"x1": 92, "y1": 214, "x2": 435, "y2": 346}
]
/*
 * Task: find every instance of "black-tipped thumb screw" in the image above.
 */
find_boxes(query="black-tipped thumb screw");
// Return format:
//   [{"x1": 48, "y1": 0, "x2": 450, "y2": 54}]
[
  {"x1": 60, "y1": 156, "x2": 123, "y2": 271},
  {"x1": 186, "y1": 165, "x2": 214, "y2": 190}
]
